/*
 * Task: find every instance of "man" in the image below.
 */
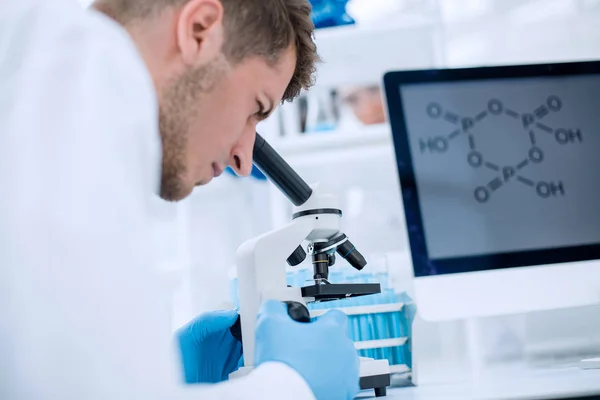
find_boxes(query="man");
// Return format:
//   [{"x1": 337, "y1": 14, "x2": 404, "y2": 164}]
[{"x1": 0, "y1": 0, "x2": 360, "y2": 399}]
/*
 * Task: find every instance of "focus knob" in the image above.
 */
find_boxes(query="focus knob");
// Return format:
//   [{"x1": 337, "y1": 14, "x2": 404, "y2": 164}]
[
  {"x1": 287, "y1": 245, "x2": 307, "y2": 267},
  {"x1": 284, "y1": 301, "x2": 311, "y2": 323}
]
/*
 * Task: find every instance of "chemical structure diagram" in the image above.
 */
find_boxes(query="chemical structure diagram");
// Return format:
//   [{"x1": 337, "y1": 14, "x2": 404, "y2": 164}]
[{"x1": 418, "y1": 95, "x2": 583, "y2": 203}]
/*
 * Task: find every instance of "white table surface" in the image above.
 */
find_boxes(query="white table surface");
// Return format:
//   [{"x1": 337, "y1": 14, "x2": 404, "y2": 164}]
[{"x1": 357, "y1": 362, "x2": 600, "y2": 399}]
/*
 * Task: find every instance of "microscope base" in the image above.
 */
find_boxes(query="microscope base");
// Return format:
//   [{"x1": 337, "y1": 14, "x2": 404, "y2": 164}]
[
  {"x1": 359, "y1": 358, "x2": 391, "y2": 397},
  {"x1": 230, "y1": 359, "x2": 391, "y2": 397},
  {"x1": 229, "y1": 366, "x2": 253, "y2": 380}
]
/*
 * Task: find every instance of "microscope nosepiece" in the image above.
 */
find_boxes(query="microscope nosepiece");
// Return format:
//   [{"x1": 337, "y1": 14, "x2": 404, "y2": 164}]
[{"x1": 312, "y1": 252, "x2": 329, "y2": 280}]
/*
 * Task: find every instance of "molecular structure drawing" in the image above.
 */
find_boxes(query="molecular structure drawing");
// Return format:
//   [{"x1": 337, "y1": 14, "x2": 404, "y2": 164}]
[{"x1": 418, "y1": 95, "x2": 583, "y2": 203}]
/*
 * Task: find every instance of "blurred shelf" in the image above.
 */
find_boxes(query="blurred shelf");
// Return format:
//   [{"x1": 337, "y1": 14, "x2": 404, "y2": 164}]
[
  {"x1": 389, "y1": 364, "x2": 411, "y2": 374},
  {"x1": 313, "y1": 16, "x2": 439, "y2": 41},
  {"x1": 310, "y1": 302, "x2": 405, "y2": 317},
  {"x1": 355, "y1": 337, "x2": 409, "y2": 350},
  {"x1": 310, "y1": 23, "x2": 442, "y2": 87},
  {"x1": 274, "y1": 124, "x2": 392, "y2": 156}
]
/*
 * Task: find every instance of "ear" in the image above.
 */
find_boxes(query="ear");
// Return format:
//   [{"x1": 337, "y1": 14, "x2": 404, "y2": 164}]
[{"x1": 176, "y1": 0, "x2": 224, "y2": 66}]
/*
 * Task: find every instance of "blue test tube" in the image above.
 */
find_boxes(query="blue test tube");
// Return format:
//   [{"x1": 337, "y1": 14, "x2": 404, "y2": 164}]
[
  {"x1": 342, "y1": 272, "x2": 363, "y2": 353},
  {"x1": 230, "y1": 277, "x2": 239, "y2": 307},
  {"x1": 386, "y1": 289, "x2": 404, "y2": 365},
  {"x1": 362, "y1": 276, "x2": 378, "y2": 359}
]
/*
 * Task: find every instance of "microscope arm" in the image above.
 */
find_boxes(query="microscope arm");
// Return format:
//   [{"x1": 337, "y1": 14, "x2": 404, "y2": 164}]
[{"x1": 235, "y1": 215, "x2": 316, "y2": 367}]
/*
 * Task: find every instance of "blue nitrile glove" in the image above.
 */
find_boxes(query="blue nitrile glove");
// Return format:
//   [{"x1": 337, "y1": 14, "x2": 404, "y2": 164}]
[
  {"x1": 254, "y1": 300, "x2": 360, "y2": 400},
  {"x1": 176, "y1": 309, "x2": 243, "y2": 384}
]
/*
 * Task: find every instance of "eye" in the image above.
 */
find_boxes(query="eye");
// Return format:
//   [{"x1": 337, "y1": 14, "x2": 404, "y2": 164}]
[
  {"x1": 255, "y1": 101, "x2": 265, "y2": 115},
  {"x1": 254, "y1": 101, "x2": 270, "y2": 121}
]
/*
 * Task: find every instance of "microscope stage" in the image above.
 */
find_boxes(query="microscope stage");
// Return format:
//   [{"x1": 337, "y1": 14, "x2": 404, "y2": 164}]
[{"x1": 301, "y1": 283, "x2": 381, "y2": 301}]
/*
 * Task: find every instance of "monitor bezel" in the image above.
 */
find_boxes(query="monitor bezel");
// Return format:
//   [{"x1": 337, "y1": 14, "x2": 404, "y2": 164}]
[{"x1": 383, "y1": 60, "x2": 600, "y2": 278}]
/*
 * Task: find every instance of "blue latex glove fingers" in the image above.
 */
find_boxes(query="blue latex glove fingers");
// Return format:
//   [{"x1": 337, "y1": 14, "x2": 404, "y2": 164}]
[
  {"x1": 177, "y1": 309, "x2": 242, "y2": 384},
  {"x1": 256, "y1": 299, "x2": 288, "y2": 323},
  {"x1": 315, "y1": 310, "x2": 359, "y2": 395},
  {"x1": 315, "y1": 308, "x2": 349, "y2": 330},
  {"x1": 188, "y1": 309, "x2": 238, "y2": 337},
  {"x1": 255, "y1": 300, "x2": 359, "y2": 400}
]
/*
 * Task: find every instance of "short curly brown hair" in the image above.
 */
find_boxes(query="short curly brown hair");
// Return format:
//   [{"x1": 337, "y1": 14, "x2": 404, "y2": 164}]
[{"x1": 94, "y1": 0, "x2": 320, "y2": 102}]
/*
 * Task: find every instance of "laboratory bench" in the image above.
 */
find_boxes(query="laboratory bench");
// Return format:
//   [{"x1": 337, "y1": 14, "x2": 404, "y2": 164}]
[{"x1": 357, "y1": 362, "x2": 600, "y2": 400}]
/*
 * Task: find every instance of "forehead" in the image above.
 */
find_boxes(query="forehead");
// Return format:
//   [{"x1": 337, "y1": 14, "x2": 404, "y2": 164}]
[{"x1": 231, "y1": 47, "x2": 297, "y2": 100}]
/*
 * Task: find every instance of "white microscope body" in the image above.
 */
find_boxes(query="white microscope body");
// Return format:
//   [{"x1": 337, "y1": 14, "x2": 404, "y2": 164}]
[
  {"x1": 234, "y1": 183, "x2": 339, "y2": 368},
  {"x1": 229, "y1": 134, "x2": 391, "y2": 397}
]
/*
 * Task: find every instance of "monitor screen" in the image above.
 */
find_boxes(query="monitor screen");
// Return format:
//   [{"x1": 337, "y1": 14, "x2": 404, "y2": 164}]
[{"x1": 384, "y1": 63, "x2": 600, "y2": 277}]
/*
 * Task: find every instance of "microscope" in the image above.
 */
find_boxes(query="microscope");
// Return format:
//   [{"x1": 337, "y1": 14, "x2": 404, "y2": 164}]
[{"x1": 229, "y1": 133, "x2": 391, "y2": 397}]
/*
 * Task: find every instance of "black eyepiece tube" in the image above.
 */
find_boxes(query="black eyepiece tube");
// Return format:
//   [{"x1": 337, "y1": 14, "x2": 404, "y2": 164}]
[{"x1": 253, "y1": 133, "x2": 313, "y2": 206}]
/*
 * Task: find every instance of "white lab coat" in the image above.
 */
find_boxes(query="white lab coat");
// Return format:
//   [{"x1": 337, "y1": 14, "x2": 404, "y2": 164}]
[{"x1": 0, "y1": 1, "x2": 315, "y2": 399}]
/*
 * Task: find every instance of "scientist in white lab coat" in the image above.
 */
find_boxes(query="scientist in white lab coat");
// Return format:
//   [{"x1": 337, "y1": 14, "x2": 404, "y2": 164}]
[{"x1": 0, "y1": 0, "x2": 360, "y2": 399}]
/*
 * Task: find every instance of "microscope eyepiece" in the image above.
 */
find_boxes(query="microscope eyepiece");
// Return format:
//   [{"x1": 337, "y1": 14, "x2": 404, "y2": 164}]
[
  {"x1": 337, "y1": 239, "x2": 367, "y2": 271},
  {"x1": 252, "y1": 133, "x2": 313, "y2": 206}
]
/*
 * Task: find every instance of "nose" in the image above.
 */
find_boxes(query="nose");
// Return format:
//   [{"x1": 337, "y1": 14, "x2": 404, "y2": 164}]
[{"x1": 229, "y1": 129, "x2": 256, "y2": 177}]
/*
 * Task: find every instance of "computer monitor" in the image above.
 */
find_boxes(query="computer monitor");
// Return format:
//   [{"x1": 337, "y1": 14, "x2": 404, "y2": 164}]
[{"x1": 383, "y1": 61, "x2": 600, "y2": 321}]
